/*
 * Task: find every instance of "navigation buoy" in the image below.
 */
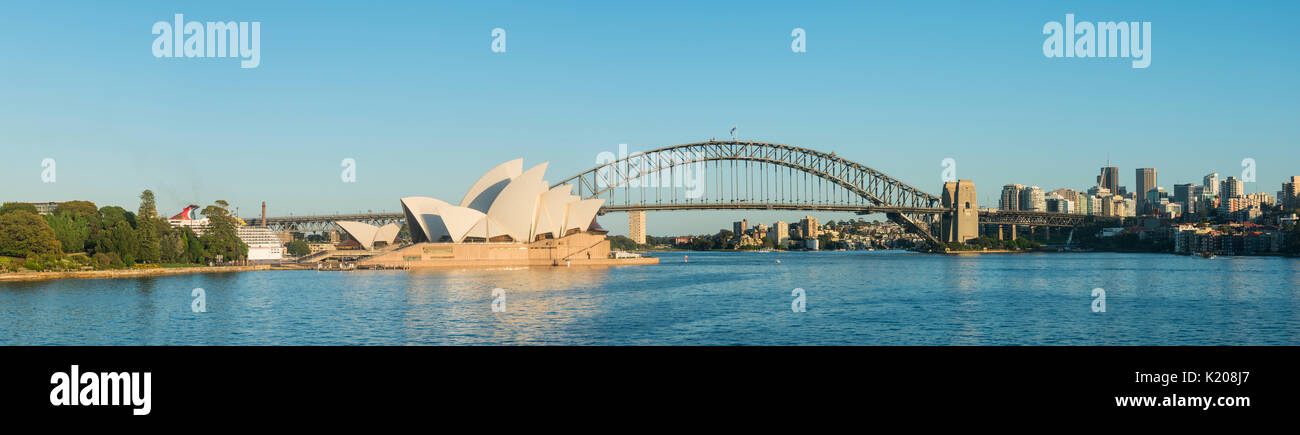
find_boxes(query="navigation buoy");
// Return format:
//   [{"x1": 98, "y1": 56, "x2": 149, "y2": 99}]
[{"x1": 684, "y1": 255, "x2": 688, "y2": 263}]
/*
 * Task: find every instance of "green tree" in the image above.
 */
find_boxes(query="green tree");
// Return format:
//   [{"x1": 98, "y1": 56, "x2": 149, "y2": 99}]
[
  {"x1": 1284, "y1": 224, "x2": 1300, "y2": 256},
  {"x1": 1014, "y1": 237, "x2": 1040, "y2": 250},
  {"x1": 184, "y1": 229, "x2": 206, "y2": 263},
  {"x1": 99, "y1": 221, "x2": 139, "y2": 265},
  {"x1": 99, "y1": 206, "x2": 136, "y2": 229},
  {"x1": 199, "y1": 200, "x2": 247, "y2": 262},
  {"x1": 93, "y1": 252, "x2": 124, "y2": 269},
  {"x1": 285, "y1": 240, "x2": 311, "y2": 257},
  {"x1": 0, "y1": 202, "x2": 39, "y2": 216},
  {"x1": 818, "y1": 233, "x2": 834, "y2": 249},
  {"x1": 690, "y1": 238, "x2": 715, "y2": 251},
  {"x1": 607, "y1": 235, "x2": 638, "y2": 251},
  {"x1": 53, "y1": 201, "x2": 98, "y2": 219},
  {"x1": 43, "y1": 213, "x2": 91, "y2": 253},
  {"x1": 135, "y1": 217, "x2": 167, "y2": 264},
  {"x1": 0, "y1": 211, "x2": 62, "y2": 258},
  {"x1": 133, "y1": 192, "x2": 167, "y2": 263},
  {"x1": 710, "y1": 229, "x2": 733, "y2": 248},
  {"x1": 201, "y1": 200, "x2": 232, "y2": 219},
  {"x1": 160, "y1": 228, "x2": 185, "y2": 263},
  {"x1": 138, "y1": 190, "x2": 158, "y2": 219}
]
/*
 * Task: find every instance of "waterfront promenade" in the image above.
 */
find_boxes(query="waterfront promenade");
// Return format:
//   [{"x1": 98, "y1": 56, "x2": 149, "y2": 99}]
[{"x1": 0, "y1": 265, "x2": 271, "y2": 283}]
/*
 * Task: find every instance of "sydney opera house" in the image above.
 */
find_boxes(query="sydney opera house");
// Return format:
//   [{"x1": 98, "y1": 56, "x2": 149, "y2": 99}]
[{"x1": 359, "y1": 159, "x2": 657, "y2": 268}]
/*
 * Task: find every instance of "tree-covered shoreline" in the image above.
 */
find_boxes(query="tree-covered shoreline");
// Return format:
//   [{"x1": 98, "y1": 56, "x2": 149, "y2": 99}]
[{"x1": 0, "y1": 191, "x2": 248, "y2": 273}]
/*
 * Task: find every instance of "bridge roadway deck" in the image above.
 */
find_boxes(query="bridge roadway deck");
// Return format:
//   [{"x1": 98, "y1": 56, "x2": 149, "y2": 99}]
[{"x1": 248, "y1": 206, "x2": 1093, "y2": 232}]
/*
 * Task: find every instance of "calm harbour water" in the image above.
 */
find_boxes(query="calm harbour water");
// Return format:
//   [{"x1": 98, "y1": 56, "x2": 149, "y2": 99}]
[{"x1": 2, "y1": 251, "x2": 1299, "y2": 345}]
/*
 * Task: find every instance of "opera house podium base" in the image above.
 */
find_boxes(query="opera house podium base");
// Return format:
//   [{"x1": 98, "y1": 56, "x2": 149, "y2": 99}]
[{"x1": 358, "y1": 232, "x2": 658, "y2": 269}]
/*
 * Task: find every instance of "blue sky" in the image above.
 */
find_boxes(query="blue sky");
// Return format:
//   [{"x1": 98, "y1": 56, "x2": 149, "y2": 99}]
[{"x1": 2, "y1": 1, "x2": 1297, "y2": 236}]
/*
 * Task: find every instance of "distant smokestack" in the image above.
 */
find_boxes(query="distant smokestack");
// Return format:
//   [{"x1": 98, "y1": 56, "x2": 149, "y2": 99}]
[{"x1": 261, "y1": 202, "x2": 267, "y2": 228}]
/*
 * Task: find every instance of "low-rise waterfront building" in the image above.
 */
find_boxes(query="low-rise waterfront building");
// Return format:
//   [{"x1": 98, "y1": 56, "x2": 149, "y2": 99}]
[{"x1": 1174, "y1": 224, "x2": 1282, "y2": 255}]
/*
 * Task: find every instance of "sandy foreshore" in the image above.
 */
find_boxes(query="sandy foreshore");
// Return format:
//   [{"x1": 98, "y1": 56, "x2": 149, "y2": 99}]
[{"x1": 0, "y1": 265, "x2": 271, "y2": 283}]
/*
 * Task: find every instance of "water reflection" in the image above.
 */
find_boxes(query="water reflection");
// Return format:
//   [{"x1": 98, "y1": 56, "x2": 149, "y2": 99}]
[
  {"x1": 1, "y1": 252, "x2": 1297, "y2": 345},
  {"x1": 388, "y1": 267, "x2": 615, "y2": 344}
]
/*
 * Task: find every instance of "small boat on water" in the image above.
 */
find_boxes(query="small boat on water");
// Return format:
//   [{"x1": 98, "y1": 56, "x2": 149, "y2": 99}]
[{"x1": 1199, "y1": 252, "x2": 1216, "y2": 259}]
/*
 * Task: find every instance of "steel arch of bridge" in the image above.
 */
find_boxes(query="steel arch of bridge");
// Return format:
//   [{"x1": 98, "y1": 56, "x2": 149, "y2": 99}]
[{"x1": 552, "y1": 140, "x2": 946, "y2": 244}]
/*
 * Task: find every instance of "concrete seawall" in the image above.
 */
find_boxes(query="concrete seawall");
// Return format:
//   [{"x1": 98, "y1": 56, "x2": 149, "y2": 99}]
[{"x1": 0, "y1": 265, "x2": 271, "y2": 283}]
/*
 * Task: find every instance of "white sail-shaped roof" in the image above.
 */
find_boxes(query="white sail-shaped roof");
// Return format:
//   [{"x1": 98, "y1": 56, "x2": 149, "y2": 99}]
[
  {"x1": 337, "y1": 221, "x2": 382, "y2": 250},
  {"x1": 460, "y1": 158, "x2": 523, "y2": 213},
  {"x1": 563, "y1": 198, "x2": 605, "y2": 235},
  {"x1": 400, "y1": 196, "x2": 490, "y2": 243},
  {"x1": 534, "y1": 214, "x2": 556, "y2": 241},
  {"x1": 534, "y1": 185, "x2": 574, "y2": 239},
  {"x1": 486, "y1": 162, "x2": 549, "y2": 242},
  {"x1": 400, "y1": 196, "x2": 453, "y2": 243},
  {"x1": 374, "y1": 223, "x2": 401, "y2": 247},
  {"x1": 337, "y1": 221, "x2": 403, "y2": 250},
  {"x1": 438, "y1": 205, "x2": 486, "y2": 243}
]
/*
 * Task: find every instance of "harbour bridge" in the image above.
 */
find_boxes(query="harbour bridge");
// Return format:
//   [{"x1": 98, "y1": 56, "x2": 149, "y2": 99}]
[{"x1": 247, "y1": 140, "x2": 1092, "y2": 248}]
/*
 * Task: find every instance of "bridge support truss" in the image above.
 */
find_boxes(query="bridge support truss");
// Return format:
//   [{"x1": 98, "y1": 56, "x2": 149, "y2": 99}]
[{"x1": 555, "y1": 140, "x2": 946, "y2": 246}]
